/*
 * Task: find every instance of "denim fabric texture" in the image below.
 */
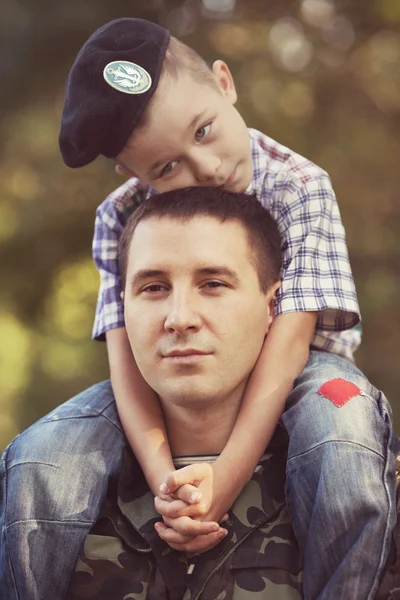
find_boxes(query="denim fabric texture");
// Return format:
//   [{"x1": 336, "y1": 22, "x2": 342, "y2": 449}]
[
  {"x1": 0, "y1": 350, "x2": 398, "y2": 600},
  {"x1": 282, "y1": 351, "x2": 399, "y2": 599}
]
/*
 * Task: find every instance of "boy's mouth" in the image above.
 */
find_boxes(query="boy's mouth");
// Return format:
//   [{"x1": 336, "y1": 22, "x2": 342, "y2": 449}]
[{"x1": 219, "y1": 166, "x2": 237, "y2": 189}]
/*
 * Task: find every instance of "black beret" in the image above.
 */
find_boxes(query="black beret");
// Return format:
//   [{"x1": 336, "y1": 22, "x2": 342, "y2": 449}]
[{"x1": 59, "y1": 18, "x2": 170, "y2": 168}]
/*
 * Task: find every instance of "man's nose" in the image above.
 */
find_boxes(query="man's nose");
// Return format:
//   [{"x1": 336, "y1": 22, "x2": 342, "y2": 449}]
[
  {"x1": 190, "y1": 149, "x2": 221, "y2": 182},
  {"x1": 164, "y1": 292, "x2": 202, "y2": 333}
]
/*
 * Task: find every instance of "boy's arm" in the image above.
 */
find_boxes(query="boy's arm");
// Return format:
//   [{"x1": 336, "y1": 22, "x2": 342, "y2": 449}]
[
  {"x1": 93, "y1": 183, "x2": 174, "y2": 494},
  {"x1": 106, "y1": 327, "x2": 174, "y2": 495},
  {"x1": 209, "y1": 310, "x2": 318, "y2": 519},
  {"x1": 94, "y1": 186, "x2": 206, "y2": 514}
]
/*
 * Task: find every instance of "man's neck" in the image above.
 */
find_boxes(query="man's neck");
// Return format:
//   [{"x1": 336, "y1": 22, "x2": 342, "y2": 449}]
[{"x1": 160, "y1": 386, "x2": 245, "y2": 457}]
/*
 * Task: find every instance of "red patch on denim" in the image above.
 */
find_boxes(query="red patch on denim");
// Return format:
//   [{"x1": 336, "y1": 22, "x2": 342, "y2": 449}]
[{"x1": 318, "y1": 378, "x2": 361, "y2": 407}]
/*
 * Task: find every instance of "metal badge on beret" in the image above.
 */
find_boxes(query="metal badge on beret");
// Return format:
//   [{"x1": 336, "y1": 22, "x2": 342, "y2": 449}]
[{"x1": 103, "y1": 61, "x2": 152, "y2": 95}]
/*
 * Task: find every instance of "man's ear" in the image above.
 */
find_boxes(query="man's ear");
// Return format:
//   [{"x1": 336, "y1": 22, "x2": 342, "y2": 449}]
[
  {"x1": 211, "y1": 60, "x2": 237, "y2": 104},
  {"x1": 265, "y1": 280, "x2": 281, "y2": 332},
  {"x1": 120, "y1": 291, "x2": 125, "y2": 303}
]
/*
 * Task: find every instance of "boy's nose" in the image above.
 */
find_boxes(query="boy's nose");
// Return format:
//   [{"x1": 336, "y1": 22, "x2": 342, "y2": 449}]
[{"x1": 191, "y1": 152, "x2": 221, "y2": 182}]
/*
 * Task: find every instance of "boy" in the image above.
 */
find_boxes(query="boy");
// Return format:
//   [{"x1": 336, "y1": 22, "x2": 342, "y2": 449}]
[{"x1": 59, "y1": 18, "x2": 398, "y2": 598}]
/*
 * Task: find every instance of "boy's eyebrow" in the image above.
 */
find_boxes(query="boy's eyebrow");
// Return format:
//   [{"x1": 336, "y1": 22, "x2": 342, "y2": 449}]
[
  {"x1": 146, "y1": 109, "x2": 209, "y2": 177},
  {"x1": 187, "y1": 109, "x2": 208, "y2": 131}
]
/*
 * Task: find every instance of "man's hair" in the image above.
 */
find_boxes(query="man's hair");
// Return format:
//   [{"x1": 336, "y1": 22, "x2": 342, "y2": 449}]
[{"x1": 119, "y1": 187, "x2": 282, "y2": 293}]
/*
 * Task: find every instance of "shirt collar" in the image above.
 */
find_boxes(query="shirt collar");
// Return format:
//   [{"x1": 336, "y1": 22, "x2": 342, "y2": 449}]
[{"x1": 245, "y1": 128, "x2": 269, "y2": 195}]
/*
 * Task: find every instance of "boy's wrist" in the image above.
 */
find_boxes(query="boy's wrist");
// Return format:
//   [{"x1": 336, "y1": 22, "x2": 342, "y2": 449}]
[
  {"x1": 209, "y1": 459, "x2": 246, "y2": 518},
  {"x1": 145, "y1": 464, "x2": 176, "y2": 497},
  {"x1": 213, "y1": 452, "x2": 252, "y2": 491}
]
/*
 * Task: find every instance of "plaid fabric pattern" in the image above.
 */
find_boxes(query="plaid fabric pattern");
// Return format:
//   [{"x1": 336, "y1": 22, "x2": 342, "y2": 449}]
[{"x1": 92, "y1": 128, "x2": 361, "y2": 360}]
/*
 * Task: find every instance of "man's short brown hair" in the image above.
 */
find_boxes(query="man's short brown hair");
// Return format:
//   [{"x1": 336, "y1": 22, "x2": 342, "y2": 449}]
[{"x1": 119, "y1": 187, "x2": 282, "y2": 293}]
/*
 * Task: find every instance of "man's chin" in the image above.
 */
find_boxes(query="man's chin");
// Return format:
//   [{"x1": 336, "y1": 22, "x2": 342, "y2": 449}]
[{"x1": 157, "y1": 385, "x2": 215, "y2": 409}]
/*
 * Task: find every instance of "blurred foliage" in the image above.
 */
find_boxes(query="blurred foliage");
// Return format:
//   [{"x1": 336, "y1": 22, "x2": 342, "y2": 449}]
[{"x1": 1, "y1": 0, "x2": 399, "y2": 449}]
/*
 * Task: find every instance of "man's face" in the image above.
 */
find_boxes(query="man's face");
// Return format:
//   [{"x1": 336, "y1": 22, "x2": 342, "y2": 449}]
[
  {"x1": 124, "y1": 215, "x2": 276, "y2": 409},
  {"x1": 116, "y1": 62, "x2": 253, "y2": 194}
]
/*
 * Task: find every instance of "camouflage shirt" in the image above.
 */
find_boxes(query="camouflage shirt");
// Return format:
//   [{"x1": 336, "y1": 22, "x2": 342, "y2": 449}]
[
  {"x1": 68, "y1": 426, "x2": 304, "y2": 600},
  {"x1": 67, "y1": 423, "x2": 400, "y2": 600}
]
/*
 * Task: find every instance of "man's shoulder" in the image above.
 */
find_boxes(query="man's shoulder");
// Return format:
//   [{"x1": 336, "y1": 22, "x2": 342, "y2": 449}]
[
  {"x1": 3, "y1": 381, "x2": 122, "y2": 468},
  {"x1": 248, "y1": 127, "x2": 329, "y2": 185}
]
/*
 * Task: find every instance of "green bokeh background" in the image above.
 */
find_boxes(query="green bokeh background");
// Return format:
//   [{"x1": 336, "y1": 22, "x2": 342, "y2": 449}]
[{"x1": 1, "y1": 0, "x2": 399, "y2": 450}]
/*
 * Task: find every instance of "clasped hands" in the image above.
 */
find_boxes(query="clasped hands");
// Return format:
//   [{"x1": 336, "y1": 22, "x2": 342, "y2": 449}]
[{"x1": 154, "y1": 463, "x2": 230, "y2": 554}]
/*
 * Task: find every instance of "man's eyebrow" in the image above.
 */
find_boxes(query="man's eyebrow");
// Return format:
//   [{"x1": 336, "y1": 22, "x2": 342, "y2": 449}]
[
  {"x1": 196, "y1": 266, "x2": 240, "y2": 285},
  {"x1": 129, "y1": 266, "x2": 240, "y2": 287},
  {"x1": 130, "y1": 269, "x2": 167, "y2": 288},
  {"x1": 146, "y1": 109, "x2": 208, "y2": 177}
]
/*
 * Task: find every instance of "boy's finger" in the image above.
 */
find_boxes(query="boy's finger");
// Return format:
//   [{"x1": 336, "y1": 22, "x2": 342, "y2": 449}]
[
  {"x1": 162, "y1": 516, "x2": 219, "y2": 536},
  {"x1": 220, "y1": 513, "x2": 230, "y2": 523},
  {"x1": 154, "y1": 496, "x2": 208, "y2": 519},
  {"x1": 183, "y1": 528, "x2": 228, "y2": 554},
  {"x1": 154, "y1": 496, "x2": 189, "y2": 517},
  {"x1": 161, "y1": 463, "x2": 212, "y2": 494},
  {"x1": 173, "y1": 483, "x2": 202, "y2": 505},
  {"x1": 156, "y1": 526, "x2": 227, "y2": 554},
  {"x1": 154, "y1": 521, "x2": 194, "y2": 545}
]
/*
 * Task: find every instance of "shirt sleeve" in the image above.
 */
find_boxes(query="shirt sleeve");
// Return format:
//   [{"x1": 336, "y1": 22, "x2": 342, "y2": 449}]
[
  {"x1": 273, "y1": 172, "x2": 361, "y2": 333},
  {"x1": 92, "y1": 179, "x2": 146, "y2": 341}
]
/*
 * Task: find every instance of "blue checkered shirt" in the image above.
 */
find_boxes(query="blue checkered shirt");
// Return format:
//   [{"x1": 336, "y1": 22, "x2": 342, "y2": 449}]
[{"x1": 92, "y1": 128, "x2": 361, "y2": 360}]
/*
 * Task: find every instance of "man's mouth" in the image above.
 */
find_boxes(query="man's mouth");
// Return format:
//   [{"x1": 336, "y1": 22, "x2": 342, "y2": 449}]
[{"x1": 162, "y1": 349, "x2": 212, "y2": 363}]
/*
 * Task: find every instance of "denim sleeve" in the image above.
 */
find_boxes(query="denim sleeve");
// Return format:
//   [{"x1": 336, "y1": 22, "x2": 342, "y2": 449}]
[
  {"x1": 0, "y1": 381, "x2": 126, "y2": 600},
  {"x1": 0, "y1": 443, "x2": 19, "y2": 600}
]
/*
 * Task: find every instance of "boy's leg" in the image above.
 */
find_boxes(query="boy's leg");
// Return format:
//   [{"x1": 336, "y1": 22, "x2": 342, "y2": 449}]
[
  {"x1": 281, "y1": 350, "x2": 399, "y2": 600},
  {"x1": 0, "y1": 380, "x2": 126, "y2": 600}
]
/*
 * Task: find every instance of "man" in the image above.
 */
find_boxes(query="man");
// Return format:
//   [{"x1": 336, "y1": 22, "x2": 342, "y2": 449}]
[
  {"x1": 0, "y1": 187, "x2": 398, "y2": 599},
  {"x1": 1, "y1": 187, "x2": 304, "y2": 599}
]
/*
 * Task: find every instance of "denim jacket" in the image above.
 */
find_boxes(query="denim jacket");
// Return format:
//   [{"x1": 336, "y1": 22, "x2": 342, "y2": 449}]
[{"x1": 0, "y1": 382, "x2": 126, "y2": 600}]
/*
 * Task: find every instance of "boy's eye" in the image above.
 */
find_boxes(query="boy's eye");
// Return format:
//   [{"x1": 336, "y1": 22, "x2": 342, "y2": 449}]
[
  {"x1": 195, "y1": 123, "x2": 211, "y2": 141},
  {"x1": 160, "y1": 160, "x2": 178, "y2": 178}
]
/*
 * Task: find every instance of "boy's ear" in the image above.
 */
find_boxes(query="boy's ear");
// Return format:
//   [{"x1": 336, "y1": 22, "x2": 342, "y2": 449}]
[
  {"x1": 115, "y1": 163, "x2": 138, "y2": 178},
  {"x1": 211, "y1": 60, "x2": 237, "y2": 104},
  {"x1": 120, "y1": 291, "x2": 125, "y2": 303}
]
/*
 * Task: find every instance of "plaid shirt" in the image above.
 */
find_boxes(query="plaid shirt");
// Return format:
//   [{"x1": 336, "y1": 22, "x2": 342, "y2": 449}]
[{"x1": 92, "y1": 128, "x2": 361, "y2": 360}]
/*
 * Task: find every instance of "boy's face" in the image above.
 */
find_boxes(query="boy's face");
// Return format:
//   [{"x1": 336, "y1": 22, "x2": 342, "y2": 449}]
[{"x1": 116, "y1": 62, "x2": 253, "y2": 193}]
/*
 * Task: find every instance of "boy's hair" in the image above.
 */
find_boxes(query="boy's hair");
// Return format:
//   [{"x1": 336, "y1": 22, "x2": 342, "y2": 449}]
[
  {"x1": 137, "y1": 36, "x2": 217, "y2": 130},
  {"x1": 119, "y1": 187, "x2": 282, "y2": 293},
  {"x1": 163, "y1": 36, "x2": 215, "y2": 85}
]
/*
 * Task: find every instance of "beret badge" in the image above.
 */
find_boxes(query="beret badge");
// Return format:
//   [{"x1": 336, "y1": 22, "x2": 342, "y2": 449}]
[{"x1": 103, "y1": 60, "x2": 152, "y2": 95}]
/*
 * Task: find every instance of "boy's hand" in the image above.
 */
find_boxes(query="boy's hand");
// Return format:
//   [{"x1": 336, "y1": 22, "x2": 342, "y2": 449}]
[
  {"x1": 159, "y1": 463, "x2": 215, "y2": 518},
  {"x1": 154, "y1": 519, "x2": 228, "y2": 554},
  {"x1": 153, "y1": 463, "x2": 231, "y2": 554}
]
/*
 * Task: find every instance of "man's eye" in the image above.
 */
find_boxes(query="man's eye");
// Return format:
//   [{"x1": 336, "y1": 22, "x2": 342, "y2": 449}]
[
  {"x1": 159, "y1": 161, "x2": 178, "y2": 178},
  {"x1": 204, "y1": 281, "x2": 225, "y2": 289},
  {"x1": 142, "y1": 284, "x2": 166, "y2": 293},
  {"x1": 195, "y1": 123, "x2": 211, "y2": 141}
]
